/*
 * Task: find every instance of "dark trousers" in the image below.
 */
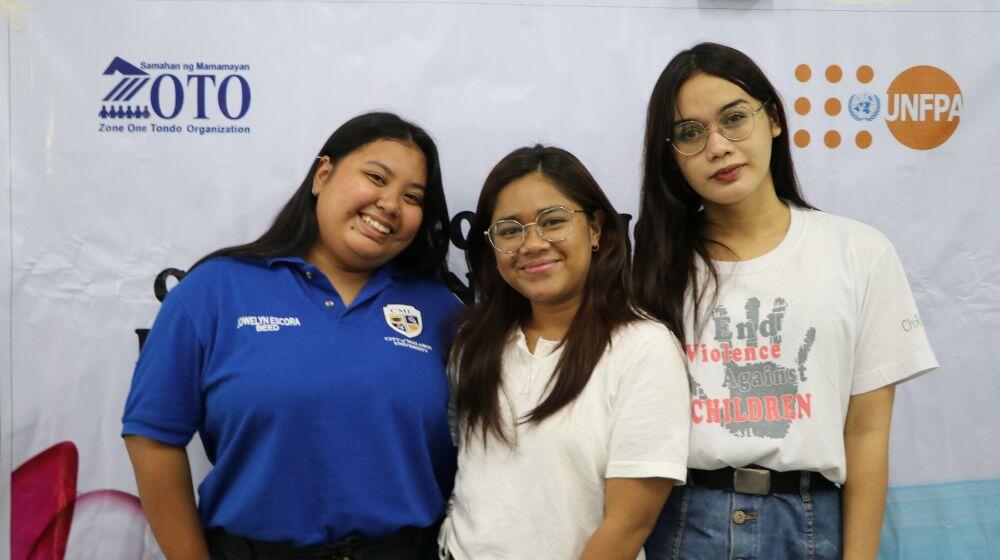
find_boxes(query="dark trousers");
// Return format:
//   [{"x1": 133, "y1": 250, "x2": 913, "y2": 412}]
[{"x1": 206, "y1": 526, "x2": 440, "y2": 560}]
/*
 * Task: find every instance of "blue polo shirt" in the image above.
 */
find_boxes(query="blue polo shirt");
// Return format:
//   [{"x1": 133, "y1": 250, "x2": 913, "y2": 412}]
[{"x1": 122, "y1": 256, "x2": 460, "y2": 546}]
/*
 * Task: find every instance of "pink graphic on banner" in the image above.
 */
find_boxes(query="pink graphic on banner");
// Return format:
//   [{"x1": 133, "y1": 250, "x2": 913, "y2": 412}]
[
  {"x1": 11, "y1": 442, "x2": 78, "y2": 560},
  {"x1": 11, "y1": 441, "x2": 160, "y2": 559}
]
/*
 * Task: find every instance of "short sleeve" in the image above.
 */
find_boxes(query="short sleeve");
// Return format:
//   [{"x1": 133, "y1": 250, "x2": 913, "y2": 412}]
[
  {"x1": 122, "y1": 293, "x2": 205, "y2": 445},
  {"x1": 851, "y1": 245, "x2": 939, "y2": 395},
  {"x1": 606, "y1": 328, "x2": 690, "y2": 483}
]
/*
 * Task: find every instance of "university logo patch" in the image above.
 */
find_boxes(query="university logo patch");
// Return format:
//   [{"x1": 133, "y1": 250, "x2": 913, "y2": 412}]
[{"x1": 383, "y1": 305, "x2": 423, "y2": 338}]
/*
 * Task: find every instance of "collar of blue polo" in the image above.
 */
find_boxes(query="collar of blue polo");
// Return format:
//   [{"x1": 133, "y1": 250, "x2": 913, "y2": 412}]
[
  {"x1": 262, "y1": 256, "x2": 418, "y2": 311},
  {"x1": 264, "y1": 255, "x2": 409, "y2": 278}
]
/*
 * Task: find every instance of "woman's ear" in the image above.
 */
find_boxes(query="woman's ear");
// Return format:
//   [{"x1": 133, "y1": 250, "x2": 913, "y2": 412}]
[
  {"x1": 589, "y1": 209, "x2": 605, "y2": 249},
  {"x1": 768, "y1": 106, "x2": 783, "y2": 138},
  {"x1": 312, "y1": 156, "x2": 333, "y2": 195}
]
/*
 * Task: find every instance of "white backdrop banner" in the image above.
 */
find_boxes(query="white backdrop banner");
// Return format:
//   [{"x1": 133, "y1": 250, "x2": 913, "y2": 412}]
[{"x1": 4, "y1": 1, "x2": 998, "y2": 558}]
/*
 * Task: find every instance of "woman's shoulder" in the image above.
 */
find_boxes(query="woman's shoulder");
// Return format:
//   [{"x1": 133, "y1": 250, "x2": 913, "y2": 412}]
[
  {"x1": 612, "y1": 317, "x2": 681, "y2": 349},
  {"x1": 799, "y1": 206, "x2": 893, "y2": 250},
  {"x1": 391, "y1": 271, "x2": 464, "y2": 310},
  {"x1": 166, "y1": 256, "x2": 270, "y2": 302},
  {"x1": 603, "y1": 319, "x2": 686, "y2": 381}
]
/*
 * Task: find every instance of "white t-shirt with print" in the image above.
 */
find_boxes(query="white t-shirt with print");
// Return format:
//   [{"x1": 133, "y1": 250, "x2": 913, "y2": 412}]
[
  {"x1": 441, "y1": 319, "x2": 690, "y2": 560},
  {"x1": 684, "y1": 205, "x2": 938, "y2": 484}
]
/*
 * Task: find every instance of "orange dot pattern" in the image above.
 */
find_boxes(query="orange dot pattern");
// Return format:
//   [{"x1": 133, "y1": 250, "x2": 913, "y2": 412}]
[
  {"x1": 856, "y1": 131, "x2": 873, "y2": 149},
  {"x1": 794, "y1": 130, "x2": 811, "y2": 148},
  {"x1": 795, "y1": 64, "x2": 812, "y2": 83},
  {"x1": 826, "y1": 65, "x2": 843, "y2": 83},
  {"x1": 795, "y1": 97, "x2": 811, "y2": 115},
  {"x1": 856, "y1": 65, "x2": 874, "y2": 84},
  {"x1": 824, "y1": 98, "x2": 841, "y2": 116},
  {"x1": 794, "y1": 63, "x2": 877, "y2": 150}
]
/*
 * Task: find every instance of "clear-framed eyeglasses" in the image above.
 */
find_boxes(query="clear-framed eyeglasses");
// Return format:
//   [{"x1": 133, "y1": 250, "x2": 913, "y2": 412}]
[
  {"x1": 667, "y1": 100, "x2": 771, "y2": 156},
  {"x1": 484, "y1": 206, "x2": 586, "y2": 254}
]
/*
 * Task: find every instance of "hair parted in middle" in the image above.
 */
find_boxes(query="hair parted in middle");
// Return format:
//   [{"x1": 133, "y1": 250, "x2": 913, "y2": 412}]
[
  {"x1": 452, "y1": 144, "x2": 641, "y2": 447},
  {"x1": 633, "y1": 42, "x2": 814, "y2": 342}
]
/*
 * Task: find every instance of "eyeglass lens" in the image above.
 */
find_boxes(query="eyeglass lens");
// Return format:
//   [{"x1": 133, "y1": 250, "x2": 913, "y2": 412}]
[
  {"x1": 489, "y1": 207, "x2": 575, "y2": 252},
  {"x1": 672, "y1": 104, "x2": 756, "y2": 155}
]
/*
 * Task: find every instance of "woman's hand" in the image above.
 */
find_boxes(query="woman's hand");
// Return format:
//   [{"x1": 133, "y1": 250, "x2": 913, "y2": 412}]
[
  {"x1": 843, "y1": 384, "x2": 896, "y2": 560},
  {"x1": 124, "y1": 435, "x2": 211, "y2": 560},
  {"x1": 579, "y1": 477, "x2": 673, "y2": 560}
]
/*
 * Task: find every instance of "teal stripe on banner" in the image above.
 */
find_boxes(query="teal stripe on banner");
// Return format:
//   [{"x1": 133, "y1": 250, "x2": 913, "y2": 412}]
[{"x1": 880, "y1": 478, "x2": 1000, "y2": 559}]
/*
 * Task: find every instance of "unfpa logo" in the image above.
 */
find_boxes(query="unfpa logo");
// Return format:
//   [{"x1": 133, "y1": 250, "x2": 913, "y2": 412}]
[
  {"x1": 885, "y1": 66, "x2": 962, "y2": 150},
  {"x1": 99, "y1": 56, "x2": 253, "y2": 136},
  {"x1": 791, "y1": 63, "x2": 962, "y2": 151}
]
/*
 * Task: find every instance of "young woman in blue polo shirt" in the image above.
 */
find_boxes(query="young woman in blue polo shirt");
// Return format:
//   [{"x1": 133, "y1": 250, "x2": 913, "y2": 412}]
[
  {"x1": 633, "y1": 43, "x2": 937, "y2": 559},
  {"x1": 123, "y1": 112, "x2": 459, "y2": 560},
  {"x1": 440, "y1": 145, "x2": 690, "y2": 559}
]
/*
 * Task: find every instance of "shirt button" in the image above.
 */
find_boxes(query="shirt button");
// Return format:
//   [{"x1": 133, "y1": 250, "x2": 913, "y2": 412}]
[
  {"x1": 732, "y1": 510, "x2": 747, "y2": 524},
  {"x1": 305, "y1": 271, "x2": 313, "y2": 280},
  {"x1": 324, "y1": 300, "x2": 334, "y2": 307}
]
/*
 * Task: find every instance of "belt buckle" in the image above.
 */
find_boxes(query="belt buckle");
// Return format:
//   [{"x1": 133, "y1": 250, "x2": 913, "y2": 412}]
[{"x1": 733, "y1": 467, "x2": 771, "y2": 495}]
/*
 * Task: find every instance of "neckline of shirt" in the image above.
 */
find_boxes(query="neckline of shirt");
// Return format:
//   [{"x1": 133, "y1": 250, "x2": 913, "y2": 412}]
[
  {"x1": 264, "y1": 255, "x2": 410, "y2": 279},
  {"x1": 511, "y1": 327, "x2": 562, "y2": 359},
  {"x1": 261, "y1": 256, "x2": 403, "y2": 312},
  {"x1": 697, "y1": 203, "x2": 809, "y2": 276}
]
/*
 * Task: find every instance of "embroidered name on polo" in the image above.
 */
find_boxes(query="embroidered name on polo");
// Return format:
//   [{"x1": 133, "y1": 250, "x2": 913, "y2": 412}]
[
  {"x1": 384, "y1": 336, "x2": 433, "y2": 353},
  {"x1": 236, "y1": 315, "x2": 302, "y2": 332}
]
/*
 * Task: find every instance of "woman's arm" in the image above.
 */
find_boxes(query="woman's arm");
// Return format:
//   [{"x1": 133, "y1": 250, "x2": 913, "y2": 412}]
[
  {"x1": 124, "y1": 435, "x2": 211, "y2": 560},
  {"x1": 579, "y1": 478, "x2": 673, "y2": 560},
  {"x1": 842, "y1": 384, "x2": 896, "y2": 560}
]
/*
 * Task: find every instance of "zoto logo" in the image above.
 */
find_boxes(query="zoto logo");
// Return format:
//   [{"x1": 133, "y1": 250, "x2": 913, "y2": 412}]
[
  {"x1": 99, "y1": 56, "x2": 252, "y2": 136},
  {"x1": 791, "y1": 63, "x2": 961, "y2": 151},
  {"x1": 885, "y1": 66, "x2": 962, "y2": 150}
]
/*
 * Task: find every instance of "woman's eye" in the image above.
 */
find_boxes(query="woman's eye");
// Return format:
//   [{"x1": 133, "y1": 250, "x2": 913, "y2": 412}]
[
  {"x1": 542, "y1": 218, "x2": 567, "y2": 227},
  {"x1": 366, "y1": 172, "x2": 386, "y2": 185},
  {"x1": 725, "y1": 113, "x2": 747, "y2": 125},
  {"x1": 680, "y1": 127, "x2": 703, "y2": 140},
  {"x1": 404, "y1": 193, "x2": 424, "y2": 205}
]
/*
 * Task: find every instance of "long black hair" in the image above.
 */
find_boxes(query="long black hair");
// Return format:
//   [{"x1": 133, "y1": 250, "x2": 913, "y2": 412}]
[
  {"x1": 633, "y1": 42, "x2": 813, "y2": 342},
  {"x1": 193, "y1": 112, "x2": 451, "y2": 280},
  {"x1": 453, "y1": 145, "x2": 640, "y2": 446}
]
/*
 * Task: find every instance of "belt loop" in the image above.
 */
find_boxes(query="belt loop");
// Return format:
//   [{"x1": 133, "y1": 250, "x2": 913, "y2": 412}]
[{"x1": 799, "y1": 470, "x2": 812, "y2": 503}]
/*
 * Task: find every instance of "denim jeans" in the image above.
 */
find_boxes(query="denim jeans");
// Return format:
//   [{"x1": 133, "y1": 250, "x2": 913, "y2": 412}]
[{"x1": 645, "y1": 473, "x2": 842, "y2": 560}]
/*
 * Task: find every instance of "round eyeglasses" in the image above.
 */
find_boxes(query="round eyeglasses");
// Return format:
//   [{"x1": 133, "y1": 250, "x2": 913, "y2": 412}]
[
  {"x1": 484, "y1": 206, "x2": 585, "y2": 254},
  {"x1": 667, "y1": 100, "x2": 771, "y2": 156}
]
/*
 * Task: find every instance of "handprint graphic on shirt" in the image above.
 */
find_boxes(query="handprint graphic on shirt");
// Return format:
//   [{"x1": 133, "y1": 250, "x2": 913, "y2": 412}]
[{"x1": 708, "y1": 297, "x2": 815, "y2": 439}]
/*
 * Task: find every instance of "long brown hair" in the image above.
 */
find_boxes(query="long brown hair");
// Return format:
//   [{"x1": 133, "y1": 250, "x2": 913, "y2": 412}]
[{"x1": 453, "y1": 145, "x2": 640, "y2": 446}]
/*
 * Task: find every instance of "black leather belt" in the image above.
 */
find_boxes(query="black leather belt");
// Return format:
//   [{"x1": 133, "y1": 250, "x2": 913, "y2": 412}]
[
  {"x1": 689, "y1": 466, "x2": 839, "y2": 495},
  {"x1": 205, "y1": 524, "x2": 438, "y2": 560}
]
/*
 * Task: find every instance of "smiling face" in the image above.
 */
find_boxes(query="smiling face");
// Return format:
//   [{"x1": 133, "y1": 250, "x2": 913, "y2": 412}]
[
  {"x1": 672, "y1": 73, "x2": 782, "y2": 210},
  {"x1": 490, "y1": 173, "x2": 602, "y2": 311},
  {"x1": 310, "y1": 139, "x2": 427, "y2": 274}
]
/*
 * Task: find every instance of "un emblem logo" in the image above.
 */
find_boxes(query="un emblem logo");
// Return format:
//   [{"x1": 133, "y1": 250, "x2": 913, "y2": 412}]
[{"x1": 848, "y1": 93, "x2": 881, "y2": 122}]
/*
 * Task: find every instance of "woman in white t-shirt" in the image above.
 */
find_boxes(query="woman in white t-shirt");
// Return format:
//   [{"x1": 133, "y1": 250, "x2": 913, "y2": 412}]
[
  {"x1": 440, "y1": 145, "x2": 690, "y2": 560},
  {"x1": 634, "y1": 43, "x2": 938, "y2": 560}
]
